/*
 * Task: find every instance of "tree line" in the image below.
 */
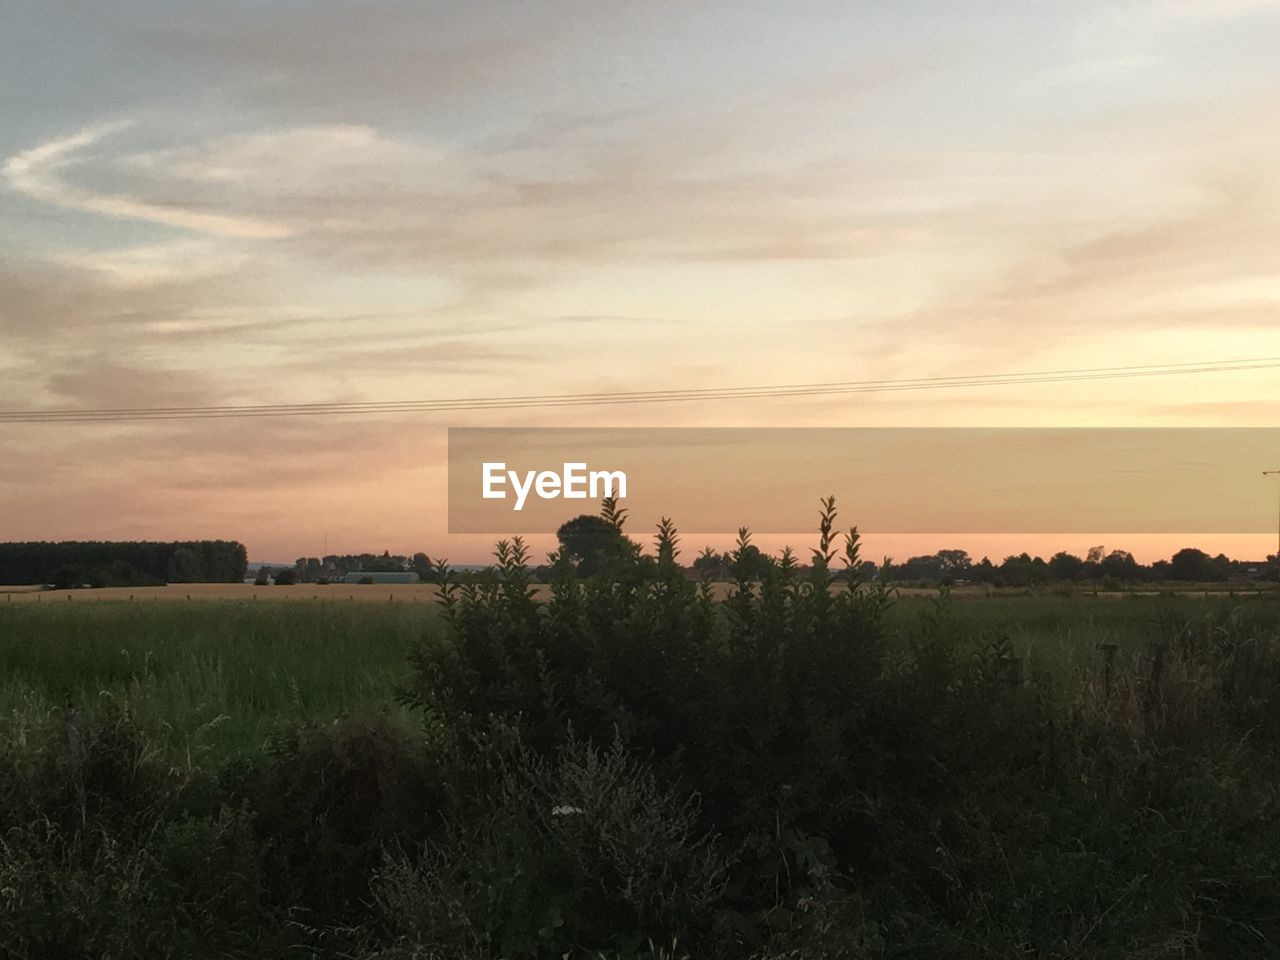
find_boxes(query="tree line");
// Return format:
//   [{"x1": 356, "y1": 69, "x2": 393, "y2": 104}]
[
  {"x1": 283, "y1": 527, "x2": 1272, "y2": 589},
  {"x1": 0, "y1": 540, "x2": 248, "y2": 587},
  {"x1": 548, "y1": 507, "x2": 1274, "y2": 586}
]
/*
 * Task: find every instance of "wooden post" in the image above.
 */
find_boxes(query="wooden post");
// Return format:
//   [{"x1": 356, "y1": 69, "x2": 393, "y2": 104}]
[
  {"x1": 1096, "y1": 643, "x2": 1118, "y2": 698},
  {"x1": 1147, "y1": 642, "x2": 1167, "y2": 686},
  {"x1": 1141, "y1": 641, "x2": 1168, "y2": 720}
]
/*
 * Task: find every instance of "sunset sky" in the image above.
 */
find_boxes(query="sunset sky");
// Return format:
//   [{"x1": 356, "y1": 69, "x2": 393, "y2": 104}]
[{"x1": 3, "y1": 1, "x2": 1280, "y2": 564}]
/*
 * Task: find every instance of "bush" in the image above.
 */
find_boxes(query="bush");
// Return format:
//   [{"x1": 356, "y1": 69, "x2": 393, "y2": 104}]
[
  {"x1": 394, "y1": 502, "x2": 1280, "y2": 957},
  {"x1": 374, "y1": 733, "x2": 729, "y2": 959},
  {"x1": 11, "y1": 498, "x2": 1280, "y2": 957},
  {"x1": 228, "y1": 712, "x2": 443, "y2": 923},
  {"x1": 0, "y1": 703, "x2": 287, "y2": 958}
]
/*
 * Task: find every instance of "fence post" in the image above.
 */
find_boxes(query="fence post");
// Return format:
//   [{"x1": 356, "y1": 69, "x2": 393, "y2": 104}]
[
  {"x1": 1144, "y1": 641, "x2": 1168, "y2": 714},
  {"x1": 1096, "y1": 643, "x2": 1118, "y2": 698},
  {"x1": 1147, "y1": 642, "x2": 1168, "y2": 688}
]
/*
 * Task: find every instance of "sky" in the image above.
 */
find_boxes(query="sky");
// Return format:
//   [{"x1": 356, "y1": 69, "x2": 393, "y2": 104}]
[{"x1": 2, "y1": 0, "x2": 1280, "y2": 565}]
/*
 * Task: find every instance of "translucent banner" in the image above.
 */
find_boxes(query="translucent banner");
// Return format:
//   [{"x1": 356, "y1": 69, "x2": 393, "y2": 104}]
[{"x1": 447, "y1": 427, "x2": 1280, "y2": 534}]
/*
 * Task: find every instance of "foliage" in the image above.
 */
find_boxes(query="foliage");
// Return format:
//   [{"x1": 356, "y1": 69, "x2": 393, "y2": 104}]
[
  {"x1": 0, "y1": 539, "x2": 248, "y2": 585},
  {"x1": 374, "y1": 733, "x2": 729, "y2": 958},
  {"x1": 4, "y1": 500, "x2": 1280, "y2": 957}
]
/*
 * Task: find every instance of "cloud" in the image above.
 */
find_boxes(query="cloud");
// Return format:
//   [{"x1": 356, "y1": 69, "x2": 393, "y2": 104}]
[
  {"x1": 54, "y1": 240, "x2": 250, "y2": 288},
  {"x1": 5, "y1": 118, "x2": 916, "y2": 279},
  {"x1": 3, "y1": 123, "x2": 292, "y2": 239}
]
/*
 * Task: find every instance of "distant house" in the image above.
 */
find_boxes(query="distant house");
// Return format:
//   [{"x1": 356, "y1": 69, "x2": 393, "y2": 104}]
[{"x1": 342, "y1": 571, "x2": 421, "y2": 584}]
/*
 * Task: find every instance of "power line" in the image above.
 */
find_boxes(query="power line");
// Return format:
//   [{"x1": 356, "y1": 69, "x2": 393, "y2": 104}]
[{"x1": 1, "y1": 356, "x2": 1276, "y2": 424}]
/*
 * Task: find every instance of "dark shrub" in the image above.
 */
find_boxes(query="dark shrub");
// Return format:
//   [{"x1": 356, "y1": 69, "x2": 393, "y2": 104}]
[{"x1": 230, "y1": 712, "x2": 443, "y2": 923}]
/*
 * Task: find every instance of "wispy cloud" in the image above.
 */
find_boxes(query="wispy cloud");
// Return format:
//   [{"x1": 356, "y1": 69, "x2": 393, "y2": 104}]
[{"x1": 3, "y1": 123, "x2": 292, "y2": 239}]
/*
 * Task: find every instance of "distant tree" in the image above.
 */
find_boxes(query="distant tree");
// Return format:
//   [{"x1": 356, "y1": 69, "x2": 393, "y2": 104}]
[
  {"x1": 693, "y1": 546, "x2": 727, "y2": 581},
  {"x1": 971, "y1": 556, "x2": 997, "y2": 584},
  {"x1": 1100, "y1": 549, "x2": 1141, "y2": 581},
  {"x1": 898, "y1": 554, "x2": 945, "y2": 582},
  {"x1": 1210, "y1": 552, "x2": 1233, "y2": 581},
  {"x1": 411, "y1": 552, "x2": 433, "y2": 580},
  {"x1": 293, "y1": 557, "x2": 323, "y2": 582},
  {"x1": 999, "y1": 553, "x2": 1050, "y2": 587},
  {"x1": 556, "y1": 515, "x2": 630, "y2": 576},
  {"x1": 166, "y1": 547, "x2": 204, "y2": 583},
  {"x1": 50, "y1": 563, "x2": 85, "y2": 589},
  {"x1": 936, "y1": 549, "x2": 972, "y2": 578},
  {"x1": 730, "y1": 542, "x2": 774, "y2": 582},
  {"x1": 273, "y1": 568, "x2": 297, "y2": 586},
  {"x1": 1049, "y1": 551, "x2": 1084, "y2": 581},
  {"x1": 1169, "y1": 548, "x2": 1215, "y2": 582}
]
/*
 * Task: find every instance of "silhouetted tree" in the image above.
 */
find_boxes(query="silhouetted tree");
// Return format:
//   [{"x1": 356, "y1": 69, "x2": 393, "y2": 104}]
[
  {"x1": 166, "y1": 547, "x2": 204, "y2": 583},
  {"x1": 556, "y1": 515, "x2": 630, "y2": 576},
  {"x1": 1169, "y1": 548, "x2": 1214, "y2": 582},
  {"x1": 1049, "y1": 551, "x2": 1084, "y2": 581}
]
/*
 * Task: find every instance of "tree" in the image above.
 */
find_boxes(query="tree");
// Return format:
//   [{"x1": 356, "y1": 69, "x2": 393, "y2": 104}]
[
  {"x1": 898, "y1": 554, "x2": 945, "y2": 582},
  {"x1": 1100, "y1": 549, "x2": 1140, "y2": 581},
  {"x1": 999, "y1": 553, "x2": 1049, "y2": 587},
  {"x1": 972, "y1": 556, "x2": 997, "y2": 584},
  {"x1": 166, "y1": 547, "x2": 204, "y2": 583},
  {"x1": 293, "y1": 557, "x2": 323, "y2": 582},
  {"x1": 730, "y1": 542, "x2": 774, "y2": 582},
  {"x1": 556, "y1": 515, "x2": 630, "y2": 576},
  {"x1": 50, "y1": 563, "x2": 86, "y2": 589},
  {"x1": 693, "y1": 547, "x2": 728, "y2": 581},
  {"x1": 1048, "y1": 551, "x2": 1084, "y2": 581},
  {"x1": 936, "y1": 549, "x2": 972, "y2": 578},
  {"x1": 411, "y1": 553, "x2": 433, "y2": 580},
  {"x1": 1169, "y1": 548, "x2": 1214, "y2": 582}
]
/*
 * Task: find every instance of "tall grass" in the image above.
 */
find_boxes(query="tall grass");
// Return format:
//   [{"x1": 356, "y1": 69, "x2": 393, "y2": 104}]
[
  {"x1": 0, "y1": 600, "x2": 430, "y2": 759},
  {"x1": 4, "y1": 520, "x2": 1280, "y2": 958},
  {"x1": 5, "y1": 592, "x2": 1279, "y2": 762}
]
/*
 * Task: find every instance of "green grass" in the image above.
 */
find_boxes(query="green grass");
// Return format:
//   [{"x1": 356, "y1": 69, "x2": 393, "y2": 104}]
[
  {"x1": 5, "y1": 582, "x2": 1280, "y2": 957},
  {"x1": 0, "y1": 600, "x2": 435, "y2": 760},
  {"x1": 889, "y1": 591, "x2": 1280, "y2": 673},
  {"x1": 4, "y1": 592, "x2": 1280, "y2": 762}
]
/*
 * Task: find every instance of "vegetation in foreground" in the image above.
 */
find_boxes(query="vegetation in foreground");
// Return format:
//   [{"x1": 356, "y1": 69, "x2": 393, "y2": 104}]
[{"x1": 4, "y1": 500, "x2": 1280, "y2": 959}]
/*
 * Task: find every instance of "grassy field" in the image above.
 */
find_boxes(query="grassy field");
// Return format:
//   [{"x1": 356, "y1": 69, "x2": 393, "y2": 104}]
[
  {"x1": 0, "y1": 599, "x2": 428, "y2": 760},
  {"x1": 4, "y1": 590, "x2": 1278, "y2": 762},
  {"x1": 6, "y1": 574, "x2": 1280, "y2": 957}
]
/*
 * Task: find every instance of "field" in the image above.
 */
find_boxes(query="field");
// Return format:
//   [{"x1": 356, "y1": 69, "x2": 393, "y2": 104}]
[
  {"x1": 3, "y1": 580, "x2": 1274, "y2": 604},
  {"x1": 6, "y1": 576, "x2": 1280, "y2": 958},
  {"x1": 4, "y1": 589, "x2": 1278, "y2": 761}
]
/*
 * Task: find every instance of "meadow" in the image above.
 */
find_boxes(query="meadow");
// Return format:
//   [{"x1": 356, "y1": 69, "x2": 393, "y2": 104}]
[
  {"x1": 5, "y1": 548, "x2": 1280, "y2": 959},
  {"x1": 4, "y1": 590, "x2": 1278, "y2": 761}
]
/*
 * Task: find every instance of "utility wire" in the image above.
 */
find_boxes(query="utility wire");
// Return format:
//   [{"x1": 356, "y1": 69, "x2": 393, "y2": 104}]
[{"x1": 0, "y1": 357, "x2": 1276, "y2": 423}]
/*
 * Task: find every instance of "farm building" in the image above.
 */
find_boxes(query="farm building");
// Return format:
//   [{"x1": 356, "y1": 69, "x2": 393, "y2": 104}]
[{"x1": 341, "y1": 571, "x2": 421, "y2": 584}]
